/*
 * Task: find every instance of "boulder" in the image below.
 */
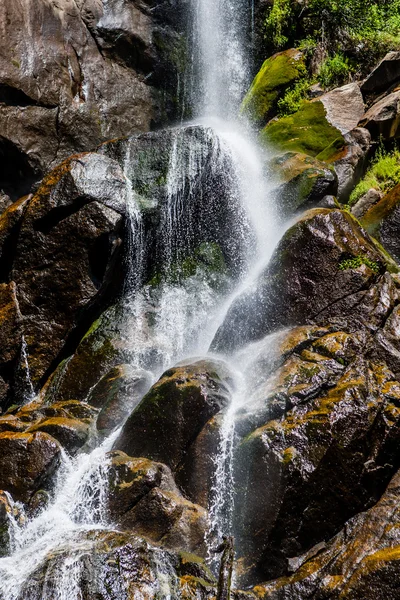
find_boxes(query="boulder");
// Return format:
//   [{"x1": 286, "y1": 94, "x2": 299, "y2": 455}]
[
  {"x1": 256, "y1": 468, "x2": 400, "y2": 599},
  {"x1": 240, "y1": 49, "x2": 306, "y2": 126},
  {"x1": 318, "y1": 127, "x2": 371, "y2": 202},
  {"x1": 10, "y1": 153, "x2": 126, "y2": 386},
  {"x1": 270, "y1": 152, "x2": 337, "y2": 216},
  {"x1": 319, "y1": 82, "x2": 365, "y2": 134},
  {"x1": 261, "y1": 100, "x2": 345, "y2": 158},
  {"x1": 359, "y1": 90, "x2": 400, "y2": 140},
  {"x1": 361, "y1": 51, "x2": 400, "y2": 96},
  {"x1": 212, "y1": 209, "x2": 389, "y2": 354},
  {"x1": 114, "y1": 359, "x2": 233, "y2": 472},
  {"x1": 360, "y1": 183, "x2": 400, "y2": 262},
  {"x1": 106, "y1": 451, "x2": 208, "y2": 555},
  {"x1": 0, "y1": 431, "x2": 61, "y2": 503}
]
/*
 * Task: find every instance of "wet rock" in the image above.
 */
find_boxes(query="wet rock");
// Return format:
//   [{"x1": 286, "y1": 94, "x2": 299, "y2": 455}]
[
  {"x1": 360, "y1": 183, "x2": 400, "y2": 262},
  {"x1": 11, "y1": 154, "x2": 126, "y2": 385},
  {"x1": 256, "y1": 467, "x2": 400, "y2": 599},
  {"x1": 114, "y1": 359, "x2": 233, "y2": 472},
  {"x1": 359, "y1": 90, "x2": 400, "y2": 140},
  {"x1": 121, "y1": 487, "x2": 208, "y2": 555},
  {"x1": 319, "y1": 82, "x2": 365, "y2": 135},
  {"x1": 352, "y1": 187, "x2": 383, "y2": 219},
  {"x1": 0, "y1": 431, "x2": 62, "y2": 503},
  {"x1": 361, "y1": 51, "x2": 400, "y2": 96},
  {"x1": 100, "y1": 125, "x2": 254, "y2": 279},
  {"x1": 19, "y1": 529, "x2": 216, "y2": 600},
  {"x1": 26, "y1": 417, "x2": 90, "y2": 454},
  {"x1": 270, "y1": 152, "x2": 337, "y2": 216},
  {"x1": 241, "y1": 49, "x2": 306, "y2": 126},
  {"x1": 212, "y1": 209, "x2": 388, "y2": 354},
  {"x1": 94, "y1": 365, "x2": 152, "y2": 435},
  {"x1": 27, "y1": 489, "x2": 50, "y2": 518},
  {"x1": 44, "y1": 302, "x2": 127, "y2": 405},
  {"x1": 107, "y1": 451, "x2": 179, "y2": 518}
]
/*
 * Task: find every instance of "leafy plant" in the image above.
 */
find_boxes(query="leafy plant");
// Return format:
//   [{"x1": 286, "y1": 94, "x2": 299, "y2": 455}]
[
  {"x1": 318, "y1": 54, "x2": 353, "y2": 89},
  {"x1": 349, "y1": 147, "x2": 400, "y2": 206},
  {"x1": 339, "y1": 255, "x2": 380, "y2": 273},
  {"x1": 277, "y1": 79, "x2": 312, "y2": 116}
]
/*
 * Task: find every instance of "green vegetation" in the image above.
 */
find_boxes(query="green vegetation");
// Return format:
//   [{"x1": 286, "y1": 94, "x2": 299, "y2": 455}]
[
  {"x1": 318, "y1": 54, "x2": 353, "y2": 89},
  {"x1": 261, "y1": 100, "x2": 344, "y2": 158},
  {"x1": 264, "y1": 0, "x2": 400, "y2": 84},
  {"x1": 339, "y1": 255, "x2": 380, "y2": 273},
  {"x1": 277, "y1": 79, "x2": 312, "y2": 116},
  {"x1": 349, "y1": 147, "x2": 400, "y2": 206}
]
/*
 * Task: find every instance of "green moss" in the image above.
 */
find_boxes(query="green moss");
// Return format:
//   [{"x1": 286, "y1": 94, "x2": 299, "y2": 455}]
[
  {"x1": 241, "y1": 49, "x2": 306, "y2": 125},
  {"x1": 338, "y1": 255, "x2": 380, "y2": 274},
  {"x1": 261, "y1": 100, "x2": 345, "y2": 158},
  {"x1": 147, "y1": 242, "x2": 228, "y2": 290}
]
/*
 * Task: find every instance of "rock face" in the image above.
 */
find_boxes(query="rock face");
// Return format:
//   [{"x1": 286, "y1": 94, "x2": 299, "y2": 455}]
[
  {"x1": 0, "y1": 0, "x2": 188, "y2": 199},
  {"x1": 212, "y1": 208, "x2": 389, "y2": 354},
  {"x1": 361, "y1": 51, "x2": 400, "y2": 95},
  {"x1": 9, "y1": 154, "x2": 126, "y2": 389},
  {"x1": 256, "y1": 468, "x2": 400, "y2": 599}
]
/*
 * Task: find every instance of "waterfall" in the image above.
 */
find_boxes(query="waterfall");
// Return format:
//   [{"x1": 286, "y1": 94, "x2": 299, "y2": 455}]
[{"x1": 0, "y1": 0, "x2": 281, "y2": 596}]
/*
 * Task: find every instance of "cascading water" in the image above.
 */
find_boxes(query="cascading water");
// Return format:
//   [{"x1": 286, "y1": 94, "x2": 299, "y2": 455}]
[{"x1": 0, "y1": 0, "x2": 282, "y2": 596}]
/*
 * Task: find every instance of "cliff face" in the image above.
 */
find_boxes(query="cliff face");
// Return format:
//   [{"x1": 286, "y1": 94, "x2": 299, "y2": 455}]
[{"x1": 0, "y1": 0, "x2": 188, "y2": 200}]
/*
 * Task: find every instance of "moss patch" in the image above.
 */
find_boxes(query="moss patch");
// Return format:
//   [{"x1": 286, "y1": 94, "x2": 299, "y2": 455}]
[{"x1": 261, "y1": 100, "x2": 345, "y2": 158}]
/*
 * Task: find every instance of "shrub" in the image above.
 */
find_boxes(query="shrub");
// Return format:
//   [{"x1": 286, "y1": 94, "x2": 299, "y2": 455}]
[
  {"x1": 277, "y1": 79, "x2": 312, "y2": 116},
  {"x1": 339, "y1": 255, "x2": 380, "y2": 273},
  {"x1": 318, "y1": 54, "x2": 353, "y2": 89}
]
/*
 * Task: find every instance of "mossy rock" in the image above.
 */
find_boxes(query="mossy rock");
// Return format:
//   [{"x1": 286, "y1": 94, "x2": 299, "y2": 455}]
[
  {"x1": 261, "y1": 100, "x2": 345, "y2": 158},
  {"x1": 241, "y1": 49, "x2": 306, "y2": 126},
  {"x1": 270, "y1": 152, "x2": 337, "y2": 215},
  {"x1": 360, "y1": 183, "x2": 400, "y2": 262}
]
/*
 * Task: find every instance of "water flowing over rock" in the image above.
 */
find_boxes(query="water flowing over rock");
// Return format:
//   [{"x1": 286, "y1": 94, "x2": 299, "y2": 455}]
[{"x1": 212, "y1": 208, "x2": 390, "y2": 354}]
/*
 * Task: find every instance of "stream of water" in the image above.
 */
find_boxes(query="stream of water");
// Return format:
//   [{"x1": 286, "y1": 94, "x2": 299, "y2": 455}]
[{"x1": 0, "y1": 0, "x2": 283, "y2": 597}]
